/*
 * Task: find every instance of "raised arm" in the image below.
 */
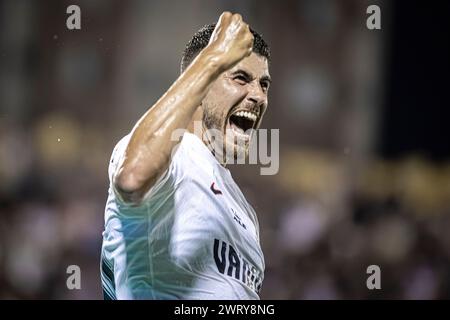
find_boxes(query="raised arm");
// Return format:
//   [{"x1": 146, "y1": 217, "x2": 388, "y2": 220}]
[{"x1": 113, "y1": 12, "x2": 254, "y2": 205}]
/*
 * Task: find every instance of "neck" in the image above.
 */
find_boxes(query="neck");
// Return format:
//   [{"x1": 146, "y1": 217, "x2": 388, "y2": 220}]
[{"x1": 187, "y1": 119, "x2": 227, "y2": 167}]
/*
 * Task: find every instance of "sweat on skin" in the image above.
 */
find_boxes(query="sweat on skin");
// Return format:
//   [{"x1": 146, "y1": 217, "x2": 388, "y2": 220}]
[{"x1": 113, "y1": 12, "x2": 272, "y2": 206}]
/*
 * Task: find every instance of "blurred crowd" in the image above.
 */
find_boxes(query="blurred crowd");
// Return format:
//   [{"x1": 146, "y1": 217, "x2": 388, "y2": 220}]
[{"x1": 1, "y1": 0, "x2": 449, "y2": 299}]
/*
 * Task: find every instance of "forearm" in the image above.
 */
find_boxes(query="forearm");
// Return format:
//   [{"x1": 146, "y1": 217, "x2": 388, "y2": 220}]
[{"x1": 114, "y1": 49, "x2": 222, "y2": 201}]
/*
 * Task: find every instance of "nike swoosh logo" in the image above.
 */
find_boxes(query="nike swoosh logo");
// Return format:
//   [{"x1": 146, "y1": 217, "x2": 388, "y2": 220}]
[{"x1": 210, "y1": 182, "x2": 223, "y2": 195}]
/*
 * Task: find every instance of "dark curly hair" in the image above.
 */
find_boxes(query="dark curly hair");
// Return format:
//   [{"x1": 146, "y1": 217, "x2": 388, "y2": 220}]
[{"x1": 180, "y1": 23, "x2": 270, "y2": 74}]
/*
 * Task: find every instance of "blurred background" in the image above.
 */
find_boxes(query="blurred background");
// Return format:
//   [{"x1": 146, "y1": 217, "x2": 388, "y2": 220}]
[{"x1": 1, "y1": 0, "x2": 449, "y2": 299}]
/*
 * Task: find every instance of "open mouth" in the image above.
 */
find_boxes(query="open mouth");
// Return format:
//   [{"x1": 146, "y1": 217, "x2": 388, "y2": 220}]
[{"x1": 228, "y1": 110, "x2": 259, "y2": 137}]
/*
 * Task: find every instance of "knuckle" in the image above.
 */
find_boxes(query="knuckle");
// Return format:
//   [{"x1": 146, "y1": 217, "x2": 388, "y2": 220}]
[
  {"x1": 242, "y1": 24, "x2": 250, "y2": 35},
  {"x1": 233, "y1": 13, "x2": 242, "y2": 21},
  {"x1": 220, "y1": 12, "x2": 231, "y2": 23}
]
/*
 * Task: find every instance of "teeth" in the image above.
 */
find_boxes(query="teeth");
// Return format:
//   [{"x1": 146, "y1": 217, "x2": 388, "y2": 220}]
[{"x1": 234, "y1": 110, "x2": 257, "y2": 121}]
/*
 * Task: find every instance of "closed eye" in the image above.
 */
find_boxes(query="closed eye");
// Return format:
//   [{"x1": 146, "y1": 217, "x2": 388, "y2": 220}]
[{"x1": 234, "y1": 74, "x2": 249, "y2": 85}]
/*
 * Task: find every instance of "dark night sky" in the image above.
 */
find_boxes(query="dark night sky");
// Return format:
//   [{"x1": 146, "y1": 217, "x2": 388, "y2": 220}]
[{"x1": 380, "y1": 0, "x2": 450, "y2": 162}]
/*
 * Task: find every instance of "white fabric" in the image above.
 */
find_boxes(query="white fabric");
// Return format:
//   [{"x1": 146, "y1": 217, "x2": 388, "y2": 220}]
[{"x1": 101, "y1": 132, "x2": 264, "y2": 299}]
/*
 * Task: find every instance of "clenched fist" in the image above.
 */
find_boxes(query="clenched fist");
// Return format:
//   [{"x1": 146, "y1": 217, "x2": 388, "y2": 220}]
[{"x1": 206, "y1": 12, "x2": 254, "y2": 72}]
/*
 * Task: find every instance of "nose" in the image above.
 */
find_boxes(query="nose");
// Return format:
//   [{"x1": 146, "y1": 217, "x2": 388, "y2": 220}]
[{"x1": 246, "y1": 80, "x2": 267, "y2": 109}]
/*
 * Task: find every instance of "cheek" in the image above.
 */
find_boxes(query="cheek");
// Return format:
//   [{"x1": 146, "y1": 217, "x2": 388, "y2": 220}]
[
  {"x1": 203, "y1": 79, "x2": 247, "y2": 122},
  {"x1": 213, "y1": 81, "x2": 246, "y2": 110}
]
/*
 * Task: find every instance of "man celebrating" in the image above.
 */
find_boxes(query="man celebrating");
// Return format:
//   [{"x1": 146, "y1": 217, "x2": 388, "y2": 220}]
[{"x1": 101, "y1": 12, "x2": 271, "y2": 299}]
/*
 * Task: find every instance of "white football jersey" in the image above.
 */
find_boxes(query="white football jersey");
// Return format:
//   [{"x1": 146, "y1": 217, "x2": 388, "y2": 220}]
[{"x1": 101, "y1": 132, "x2": 265, "y2": 300}]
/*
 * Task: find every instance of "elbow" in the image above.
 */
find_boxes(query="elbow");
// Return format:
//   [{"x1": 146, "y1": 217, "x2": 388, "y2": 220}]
[
  {"x1": 112, "y1": 169, "x2": 150, "y2": 205},
  {"x1": 112, "y1": 153, "x2": 168, "y2": 205}
]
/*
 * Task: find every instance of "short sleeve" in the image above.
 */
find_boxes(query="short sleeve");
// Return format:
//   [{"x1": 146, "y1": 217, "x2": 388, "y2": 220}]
[
  {"x1": 108, "y1": 134, "x2": 131, "y2": 184},
  {"x1": 107, "y1": 134, "x2": 184, "y2": 209}
]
